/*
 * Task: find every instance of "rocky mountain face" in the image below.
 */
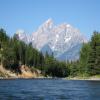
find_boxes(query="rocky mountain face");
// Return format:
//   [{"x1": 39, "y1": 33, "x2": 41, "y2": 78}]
[{"x1": 16, "y1": 19, "x2": 87, "y2": 61}]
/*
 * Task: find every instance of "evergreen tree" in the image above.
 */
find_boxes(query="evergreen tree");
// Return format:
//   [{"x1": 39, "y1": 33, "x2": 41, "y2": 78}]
[
  {"x1": 87, "y1": 32, "x2": 100, "y2": 75},
  {"x1": 79, "y1": 43, "x2": 91, "y2": 75},
  {"x1": 0, "y1": 28, "x2": 10, "y2": 66}
]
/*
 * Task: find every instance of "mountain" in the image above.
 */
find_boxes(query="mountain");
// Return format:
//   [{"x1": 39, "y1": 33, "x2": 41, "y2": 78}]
[
  {"x1": 57, "y1": 43, "x2": 82, "y2": 61},
  {"x1": 41, "y1": 44, "x2": 53, "y2": 55},
  {"x1": 16, "y1": 30, "x2": 32, "y2": 44},
  {"x1": 16, "y1": 19, "x2": 87, "y2": 61}
]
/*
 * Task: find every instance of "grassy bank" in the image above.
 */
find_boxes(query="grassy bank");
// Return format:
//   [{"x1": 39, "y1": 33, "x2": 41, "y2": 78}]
[{"x1": 66, "y1": 75, "x2": 100, "y2": 80}]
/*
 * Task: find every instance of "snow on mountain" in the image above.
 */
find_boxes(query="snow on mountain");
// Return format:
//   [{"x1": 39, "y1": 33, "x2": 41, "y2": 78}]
[
  {"x1": 16, "y1": 19, "x2": 87, "y2": 61},
  {"x1": 16, "y1": 29, "x2": 32, "y2": 44}
]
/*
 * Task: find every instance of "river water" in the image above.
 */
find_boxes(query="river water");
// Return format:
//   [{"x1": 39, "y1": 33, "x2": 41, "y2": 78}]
[{"x1": 0, "y1": 79, "x2": 100, "y2": 100}]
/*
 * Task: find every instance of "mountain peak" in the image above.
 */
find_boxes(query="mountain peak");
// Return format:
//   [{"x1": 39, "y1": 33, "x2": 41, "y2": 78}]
[
  {"x1": 45, "y1": 18, "x2": 53, "y2": 24},
  {"x1": 39, "y1": 18, "x2": 54, "y2": 30},
  {"x1": 16, "y1": 19, "x2": 87, "y2": 61}
]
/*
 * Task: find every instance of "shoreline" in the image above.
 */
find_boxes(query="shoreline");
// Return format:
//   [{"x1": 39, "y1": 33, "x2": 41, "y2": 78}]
[
  {"x1": 0, "y1": 76, "x2": 100, "y2": 81},
  {"x1": 66, "y1": 76, "x2": 100, "y2": 81}
]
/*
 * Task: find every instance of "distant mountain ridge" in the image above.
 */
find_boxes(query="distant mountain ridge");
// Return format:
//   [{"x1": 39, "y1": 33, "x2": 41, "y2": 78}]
[{"x1": 16, "y1": 19, "x2": 87, "y2": 61}]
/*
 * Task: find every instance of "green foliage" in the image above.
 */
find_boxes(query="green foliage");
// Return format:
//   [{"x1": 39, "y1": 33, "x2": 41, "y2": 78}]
[
  {"x1": 79, "y1": 43, "x2": 91, "y2": 75},
  {"x1": 0, "y1": 28, "x2": 69, "y2": 77},
  {"x1": 44, "y1": 53, "x2": 69, "y2": 77},
  {"x1": 0, "y1": 29, "x2": 10, "y2": 66},
  {"x1": 1, "y1": 28, "x2": 99, "y2": 77},
  {"x1": 78, "y1": 31, "x2": 100, "y2": 76},
  {"x1": 69, "y1": 61, "x2": 79, "y2": 77},
  {"x1": 66, "y1": 31, "x2": 100, "y2": 77},
  {"x1": 87, "y1": 32, "x2": 100, "y2": 75}
]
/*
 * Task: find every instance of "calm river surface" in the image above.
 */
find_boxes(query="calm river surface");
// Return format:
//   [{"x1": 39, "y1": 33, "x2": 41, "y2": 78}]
[{"x1": 0, "y1": 79, "x2": 100, "y2": 100}]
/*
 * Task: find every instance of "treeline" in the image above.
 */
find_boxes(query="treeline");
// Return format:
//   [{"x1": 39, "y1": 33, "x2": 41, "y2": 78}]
[
  {"x1": 68, "y1": 31, "x2": 100, "y2": 77},
  {"x1": 0, "y1": 28, "x2": 69, "y2": 77},
  {"x1": 0, "y1": 28, "x2": 100, "y2": 77}
]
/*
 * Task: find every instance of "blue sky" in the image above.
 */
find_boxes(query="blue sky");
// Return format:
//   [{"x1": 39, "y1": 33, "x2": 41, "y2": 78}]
[{"x1": 0, "y1": 0, "x2": 100, "y2": 39}]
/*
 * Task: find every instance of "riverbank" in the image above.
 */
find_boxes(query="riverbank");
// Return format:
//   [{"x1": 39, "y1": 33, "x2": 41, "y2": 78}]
[
  {"x1": 0, "y1": 65, "x2": 100, "y2": 80},
  {"x1": 66, "y1": 75, "x2": 100, "y2": 81},
  {"x1": 1, "y1": 76, "x2": 100, "y2": 81},
  {"x1": 0, "y1": 65, "x2": 43, "y2": 79}
]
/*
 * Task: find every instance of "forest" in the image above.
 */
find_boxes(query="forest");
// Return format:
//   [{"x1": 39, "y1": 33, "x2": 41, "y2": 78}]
[{"x1": 0, "y1": 28, "x2": 100, "y2": 77}]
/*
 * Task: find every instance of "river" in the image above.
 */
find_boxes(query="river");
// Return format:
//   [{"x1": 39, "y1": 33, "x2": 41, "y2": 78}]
[{"x1": 0, "y1": 79, "x2": 100, "y2": 100}]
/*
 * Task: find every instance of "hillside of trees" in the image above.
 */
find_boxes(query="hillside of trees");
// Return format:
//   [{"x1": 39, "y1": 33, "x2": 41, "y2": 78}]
[
  {"x1": 0, "y1": 28, "x2": 69, "y2": 77},
  {"x1": 0, "y1": 28, "x2": 100, "y2": 78},
  {"x1": 69, "y1": 31, "x2": 100, "y2": 77}
]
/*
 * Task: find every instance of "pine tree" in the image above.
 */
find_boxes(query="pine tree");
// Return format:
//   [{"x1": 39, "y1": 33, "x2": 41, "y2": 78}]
[
  {"x1": 0, "y1": 28, "x2": 10, "y2": 66},
  {"x1": 79, "y1": 43, "x2": 91, "y2": 75},
  {"x1": 87, "y1": 32, "x2": 100, "y2": 75}
]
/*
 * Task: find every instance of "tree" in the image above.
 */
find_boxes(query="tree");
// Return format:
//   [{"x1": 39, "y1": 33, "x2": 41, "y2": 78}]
[
  {"x1": 0, "y1": 28, "x2": 10, "y2": 66},
  {"x1": 87, "y1": 32, "x2": 100, "y2": 75},
  {"x1": 69, "y1": 61, "x2": 79, "y2": 77},
  {"x1": 79, "y1": 43, "x2": 91, "y2": 75}
]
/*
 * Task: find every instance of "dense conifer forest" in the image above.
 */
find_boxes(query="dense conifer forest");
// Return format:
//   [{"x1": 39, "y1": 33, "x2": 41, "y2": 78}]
[{"x1": 0, "y1": 28, "x2": 100, "y2": 77}]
